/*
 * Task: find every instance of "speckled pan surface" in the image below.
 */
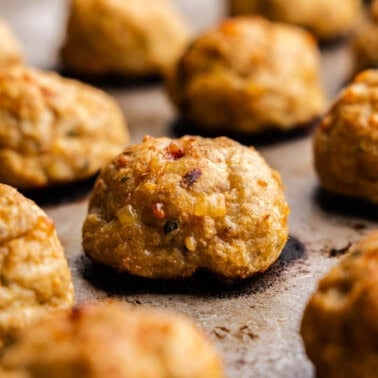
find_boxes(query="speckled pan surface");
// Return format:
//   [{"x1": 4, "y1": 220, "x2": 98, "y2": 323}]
[{"x1": 1, "y1": 1, "x2": 376, "y2": 377}]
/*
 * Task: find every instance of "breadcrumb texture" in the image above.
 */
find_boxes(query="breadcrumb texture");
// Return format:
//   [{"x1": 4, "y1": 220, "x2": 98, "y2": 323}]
[
  {"x1": 82, "y1": 135, "x2": 289, "y2": 279},
  {"x1": 301, "y1": 231, "x2": 378, "y2": 378},
  {"x1": 0, "y1": 20, "x2": 23, "y2": 68},
  {"x1": 353, "y1": 0, "x2": 378, "y2": 72},
  {"x1": 167, "y1": 17, "x2": 325, "y2": 134},
  {"x1": 61, "y1": 0, "x2": 190, "y2": 78},
  {"x1": 314, "y1": 70, "x2": 378, "y2": 203},
  {"x1": 0, "y1": 66, "x2": 129, "y2": 189},
  {"x1": 0, "y1": 184, "x2": 74, "y2": 348},
  {"x1": 0, "y1": 301, "x2": 224, "y2": 378},
  {"x1": 229, "y1": 0, "x2": 361, "y2": 40}
]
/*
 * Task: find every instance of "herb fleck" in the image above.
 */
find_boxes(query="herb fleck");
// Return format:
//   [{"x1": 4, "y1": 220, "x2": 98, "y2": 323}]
[
  {"x1": 119, "y1": 176, "x2": 129, "y2": 184},
  {"x1": 164, "y1": 220, "x2": 179, "y2": 234},
  {"x1": 66, "y1": 129, "x2": 80, "y2": 137}
]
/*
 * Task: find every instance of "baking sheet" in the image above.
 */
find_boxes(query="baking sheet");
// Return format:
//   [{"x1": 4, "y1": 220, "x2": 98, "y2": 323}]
[{"x1": 1, "y1": 1, "x2": 376, "y2": 377}]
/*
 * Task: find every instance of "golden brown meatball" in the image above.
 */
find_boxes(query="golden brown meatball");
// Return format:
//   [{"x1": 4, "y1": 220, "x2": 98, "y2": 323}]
[
  {"x1": 229, "y1": 0, "x2": 361, "y2": 40},
  {"x1": 301, "y1": 231, "x2": 378, "y2": 378},
  {"x1": 314, "y1": 70, "x2": 378, "y2": 203},
  {"x1": 0, "y1": 20, "x2": 23, "y2": 68},
  {"x1": 61, "y1": 0, "x2": 190, "y2": 78},
  {"x1": 0, "y1": 301, "x2": 224, "y2": 378},
  {"x1": 353, "y1": 0, "x2": 378, "y2": 72},
  {"x1": 82, "y1": 135, "x2": 289, "y2": 280},
  {"x1": 167, "y1": 17, "x2": 325, "y2": 134},
  {"x1": 0, "y1": 66, "x2": 129, "y2": 190},
  {"x1": 0, "y1": 184, "x2": 74, "y2": 348}
]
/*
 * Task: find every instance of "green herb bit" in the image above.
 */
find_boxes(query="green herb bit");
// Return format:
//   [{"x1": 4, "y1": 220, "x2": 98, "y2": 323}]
[
  {"x1": 164, "y1": 220, "x2": 179, "y2": 234},
  {"x1": 66, "y1": 129, "x2": 80, "y2": 137},
  {"x1": 119, "y1": 176, "x2": 130, "y2": 184}
]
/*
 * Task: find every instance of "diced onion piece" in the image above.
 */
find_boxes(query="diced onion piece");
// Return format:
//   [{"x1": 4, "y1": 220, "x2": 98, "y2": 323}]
[
  {"x1": 194, "y1": 193, "x2": 226, "y2": 217},
  {"x1": 117, "y1": 204, "x2": 137, "y2": 225},
  {"x1": 185, "y1": 236, "x2": 197, "y2": 252}
]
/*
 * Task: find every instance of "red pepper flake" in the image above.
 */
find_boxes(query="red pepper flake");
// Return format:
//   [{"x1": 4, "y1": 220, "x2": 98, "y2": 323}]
[
  {"x1": 115, "y1": 155, "x2": 129, "y2": 168},
  {"x1": 180, "y1": 168, "x2": 202, "y2": 188},
  {"x1": 152, "y1": 202, "x2": 165, "y2": 219},
  {"x1": 166, "y1": 142, "x2": 184, "y2": 160}
]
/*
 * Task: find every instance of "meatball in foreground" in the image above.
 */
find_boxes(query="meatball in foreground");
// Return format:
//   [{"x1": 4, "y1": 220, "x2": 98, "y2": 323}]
[
  {"x1": 229, "y1": 0, "x2": 361, "y2": 40},
  {"x1": 82, "y1": 135, "x2": 289, "y2": 280},
  {"x1": 0, "y1": 20, "x2": 23, "y2": 67},
  {"x1": 0, "y1": 301, "x2": 224, "y2": 378},
  {"x1": 167, "y1": 17, "x2": 325, "y2": 134},
  {"x1": 301, "y1": 231, "x2": 378, "y2": 378},
  {"x1": 314, "y1": 70, "x2": 378, "y2": 203},
  {"x1": 0, "y1": 66, "x2": 129, "y2": 190},
  {"x1": 61, "y1": 0, "x2": 190, "y2": 78},
  {"x1": 0, "y1": 184, "x2": 74, "y2": 348}
]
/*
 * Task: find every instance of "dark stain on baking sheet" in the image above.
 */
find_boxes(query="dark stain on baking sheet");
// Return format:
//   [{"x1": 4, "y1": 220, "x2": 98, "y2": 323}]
[
  {"x1": 80, "y1": 236, "x2": 306, "y2": 299},
  {"x1": 314, "y1": 187, "x2": 378, "y2": 222},
  {"x1": 171, "y1": 118, "x2": 318, "y2": 147},
  {"x1": 212, "y1": 324, "x2": 258, "y2": 342},
  {"x1": 329, "y1": 243, "x2": 352, "y2": 258},
  {"x1": 57, "y1": 68, "x2": 161, "y2": 89},
  {"x1": 21, "y1": 175, "x2": 96, "y2": 207}
]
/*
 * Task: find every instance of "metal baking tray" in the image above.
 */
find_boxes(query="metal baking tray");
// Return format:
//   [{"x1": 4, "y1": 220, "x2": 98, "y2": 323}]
[{"x1": 1, "y1": 1, "x2": 376, "y2": 377}]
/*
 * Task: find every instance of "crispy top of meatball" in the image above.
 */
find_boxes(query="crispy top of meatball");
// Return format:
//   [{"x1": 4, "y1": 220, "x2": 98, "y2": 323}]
[
  {"x1": 0, "y1": 20, "x2": 23, "y2": 67},
  {"x1": 83, "y1": 135, "x2": 289, "y2": 279},
  {"x1": 0, "y1": 301, "x2": 224, "y2": 378},
  {"x1": 301, "y1": 231, "x2": 378, "y2": 378},
  {"x1": 167, "y1": 17, "x2": 325, "y2": 133},
  {"x1": 0, "y1": 66, "x2": 129, "y2": 189},
  {"x1": 314, "y1": 70, "x2": 378, "y2": 203},
  {"x1": 0, "y1": 184, "x2": 74, "y2": 348},
  {"x1": 61, "y1": 0, "x2": 190, "y2": 77},
  {"x1": 230, "y1": 0, "x2": 361, "y2": 40}
]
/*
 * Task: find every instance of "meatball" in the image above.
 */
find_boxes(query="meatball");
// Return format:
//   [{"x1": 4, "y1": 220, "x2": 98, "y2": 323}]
[
  {"x1": 229, "y1": 0, "x2": 361, "y2": 40},
  {"x1": 0, "y1": 20, "x2": 23, "y2": 67},
  {"x1": 0, "y1": 66, "x2": 129, "y2": 190},
  {"x1": 167, "y1": 17, "x2": 325, "y2": 134},
  {"x1": 82, "y1": 135, "x2": 289, "y2": 279},
  {"x1": 0, "y1": 301, "x2": 224, "y2": 378},
  {"x1": 61, "y1": 0, "x2": 190, "y2": 78},
  {"x1": 353, "y1": 0, "x2": 378, "y2": 72},
  {"x1": 0, "y1": 184, "x2": 74, "y2": 348},
  {"x1": 314, "y1": 70, "x2": 378, "y2": 203},
  {"x1": 301, "y1": 231, "x2": 378, "y2": 378}
]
